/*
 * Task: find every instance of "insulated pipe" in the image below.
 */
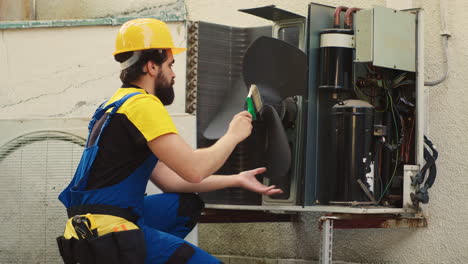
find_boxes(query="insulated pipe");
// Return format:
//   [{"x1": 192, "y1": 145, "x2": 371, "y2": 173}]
[
  {"x1": 344, "y1": 8, "x2": 362, "y2": 29},
  {"x1": 333, "y1": 6, "x2": 349, "y2": 28}
]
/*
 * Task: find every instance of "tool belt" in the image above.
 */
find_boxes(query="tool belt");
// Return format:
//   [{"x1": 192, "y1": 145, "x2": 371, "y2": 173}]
[{"x1": 56, "y1": 205, "x2": 146, "y2": 264}]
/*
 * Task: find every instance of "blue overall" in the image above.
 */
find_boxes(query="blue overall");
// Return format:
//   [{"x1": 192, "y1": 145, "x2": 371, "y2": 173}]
[{"x1": 58, "y1": 92, "x2": 220, "y2": 264}]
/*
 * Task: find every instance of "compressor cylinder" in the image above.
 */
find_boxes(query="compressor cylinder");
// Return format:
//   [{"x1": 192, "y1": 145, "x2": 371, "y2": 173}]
[
  {"x1": 318, "y1": 29, "x2": 354, "y2": 93},
  {"x1": 330, "y1": 100, "x2": 374, "y2": 203}
]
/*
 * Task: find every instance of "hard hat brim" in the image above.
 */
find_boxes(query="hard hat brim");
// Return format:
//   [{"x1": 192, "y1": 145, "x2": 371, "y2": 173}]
[{"x1": 113, "y1": 47, "x2": 186, "y2": 56}]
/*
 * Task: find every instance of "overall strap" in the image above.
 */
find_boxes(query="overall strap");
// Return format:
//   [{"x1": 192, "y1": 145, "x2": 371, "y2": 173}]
[
  {"x1": 87, "y1": 101, "x2": 107, "y2": 133},
  {"x1": 89, "y1": 92, "x2": 141, "y2": 145}
]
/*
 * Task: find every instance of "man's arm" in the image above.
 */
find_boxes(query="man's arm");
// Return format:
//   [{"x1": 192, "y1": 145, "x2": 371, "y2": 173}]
[
  {"x1": 150, "y1": 161, "x2": 283, "y2": 195},
  {"x1": 147, "y1": 111, "x2": 252, "y2": 183}
]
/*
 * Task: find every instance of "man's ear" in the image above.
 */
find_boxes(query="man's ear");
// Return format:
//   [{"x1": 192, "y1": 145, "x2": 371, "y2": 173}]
[{"x1": 145, "y1": 61, "x2": 159, "y2": 76}]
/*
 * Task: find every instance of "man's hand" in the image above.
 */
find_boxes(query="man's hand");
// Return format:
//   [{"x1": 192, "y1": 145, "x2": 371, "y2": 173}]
[
  {"x1": 235, "y1": 167, "x2": 283, "y2": 196},
  {"x1": 226, "y1": 111, "x2": 253, "y2": 144}
]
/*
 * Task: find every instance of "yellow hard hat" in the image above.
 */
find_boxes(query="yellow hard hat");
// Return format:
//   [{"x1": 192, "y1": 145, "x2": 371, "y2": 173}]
[{"x1": 113, "y1": 18, "x2": 186, "y2": 56}]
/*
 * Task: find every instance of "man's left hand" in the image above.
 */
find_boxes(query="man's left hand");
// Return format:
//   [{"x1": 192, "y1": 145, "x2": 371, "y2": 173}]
[{"x1": 236, "y1": 167, "x2": 283, "y2": 196}]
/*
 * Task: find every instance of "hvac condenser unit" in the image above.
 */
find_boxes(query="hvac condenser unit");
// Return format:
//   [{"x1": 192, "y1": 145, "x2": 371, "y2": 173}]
[
  {"x1": 0, "y1": 118, "x2": 88, "y2": 263},
  {"x1": 191, "y1": 4, "x2": 429, "y2": 216}
]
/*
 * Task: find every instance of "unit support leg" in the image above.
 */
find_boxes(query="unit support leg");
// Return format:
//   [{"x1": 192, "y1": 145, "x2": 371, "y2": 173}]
[{"x1": 320, "y1": 217, "x2": 334, "y2": 264}]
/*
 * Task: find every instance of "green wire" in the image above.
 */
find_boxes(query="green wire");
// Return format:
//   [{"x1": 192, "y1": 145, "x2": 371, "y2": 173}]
[
  {"x1": 378, "y1": 91, "x2": 400, "y2": 202},
  {"x1": 379, "y1": 149, "x2": 399, "y2": 202}
]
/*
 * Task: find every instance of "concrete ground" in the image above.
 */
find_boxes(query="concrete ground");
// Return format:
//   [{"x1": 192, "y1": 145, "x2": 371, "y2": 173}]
[{"x1": 215, "y1": 255, "x2": 359, "y2": 264}]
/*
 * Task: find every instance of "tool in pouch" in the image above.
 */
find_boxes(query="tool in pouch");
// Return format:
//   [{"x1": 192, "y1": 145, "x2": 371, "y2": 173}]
[
  {"x1": 71, "y1": 215, "x2": 97, "y2": 239},
  {"x1": 246, "y1": 84, "x2": 263, "y2": 120}
]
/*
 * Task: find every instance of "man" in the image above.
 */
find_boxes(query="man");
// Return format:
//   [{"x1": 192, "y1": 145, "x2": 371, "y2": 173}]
[{"x1": 57, "y1": 18, "x2": 281, "y2": 264}]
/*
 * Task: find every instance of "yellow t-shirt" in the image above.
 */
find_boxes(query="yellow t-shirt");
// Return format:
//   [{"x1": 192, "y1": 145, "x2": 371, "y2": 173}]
[
  {"x1": 106, "y1": 87, "x2": 178, "y2": 141},
  {"x1": 86, "y1": 85, "x2": 178, "y2": 190}
]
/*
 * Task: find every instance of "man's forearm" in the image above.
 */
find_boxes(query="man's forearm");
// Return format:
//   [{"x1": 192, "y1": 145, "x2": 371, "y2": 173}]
[
  {"x1": 191, "y1": 134, "x2": 238, "y2": 179},
  {"x1": 150, "y1": 162, "x2": 239, "y2": 193},
  {"x1": 148, "y1": 133, "x2": 239, "y2": 183}
]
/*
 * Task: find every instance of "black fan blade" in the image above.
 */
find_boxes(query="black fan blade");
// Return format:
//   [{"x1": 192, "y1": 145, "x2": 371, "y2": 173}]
[
  {"x1": 243, "y1": 36, "x2": 307, "y2": 106},
  {"x1": 262, "y1": 104, "x2": 291, "y2": 184}
]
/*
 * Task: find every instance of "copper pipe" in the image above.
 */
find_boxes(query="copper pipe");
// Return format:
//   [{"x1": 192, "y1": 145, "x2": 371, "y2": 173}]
[
  {"x1": 344, "y1": 7, "x2": 362, "y2": 29},
  {"x1": 333, "y1": 6, "x2": 349, "y2": 28}
]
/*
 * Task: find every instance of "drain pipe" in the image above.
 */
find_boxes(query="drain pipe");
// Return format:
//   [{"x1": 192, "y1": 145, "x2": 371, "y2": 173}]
[
  {"x1": 424, "y1": 0, "x2": 451, "y2": 86},
  {"x1": 32, "y1": 0, "x2": 37, "y2": 20},
  {"x1": 34, "y1": 0, "x2": 37, "y2": 20}
]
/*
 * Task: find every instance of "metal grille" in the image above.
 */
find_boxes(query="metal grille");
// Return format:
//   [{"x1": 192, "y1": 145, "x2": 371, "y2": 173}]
[{"x1": 0, "y1": 131, "x2": 85, "y2": 263}]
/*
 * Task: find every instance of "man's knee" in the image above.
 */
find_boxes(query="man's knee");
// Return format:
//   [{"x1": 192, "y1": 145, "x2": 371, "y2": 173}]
[{"x1": 177, "y1": 193, "x2": 205, "y2": 229}]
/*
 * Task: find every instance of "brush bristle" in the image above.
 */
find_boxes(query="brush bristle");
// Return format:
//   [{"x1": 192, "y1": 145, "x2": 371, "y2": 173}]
[{"x1": 248, "y1": 84, "x2": 263, "y2": 112}]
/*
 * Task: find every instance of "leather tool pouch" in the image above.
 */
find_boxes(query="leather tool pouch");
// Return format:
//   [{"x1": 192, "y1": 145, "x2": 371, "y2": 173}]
[{"x1": 56, "y1": 229, "x2": 146, "y2": 264}]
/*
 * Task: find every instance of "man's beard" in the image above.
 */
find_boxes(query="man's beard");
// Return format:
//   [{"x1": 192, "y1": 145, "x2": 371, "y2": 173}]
[{"x1": 154, "y1": 72, "x2": 175, "y2": 105}]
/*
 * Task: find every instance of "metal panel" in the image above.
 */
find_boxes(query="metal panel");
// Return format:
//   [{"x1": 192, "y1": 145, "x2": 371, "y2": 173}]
[
  {"x1": 305, "y1": 2, "x2": 336, "y2": 206},
  {"x1": 273, "y1": 19, "x2": 306, "y2": 51},
  {"x1": 415, "y1": 9, "x2": 429, "y2": 216},
  {"x1": 355, "y1": 9, "x2": 374, "y2": 63},
  {"x1": 358, "y1": 6, "x2": 416, "y2": 72},
  {"x1": 205, "y1": 203, "x2": 416, "y2": 214},
  {"x1": 238, "y1": 5, "x2": 304, "y2": 21},
  {"x1": 240, "y1": 6, "x2": 306, "y2": 51}
]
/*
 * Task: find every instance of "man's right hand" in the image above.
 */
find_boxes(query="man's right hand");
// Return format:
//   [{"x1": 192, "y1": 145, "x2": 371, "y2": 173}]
[{"x1": 226, "y1": 111, "x2": 253, "y2": 144}]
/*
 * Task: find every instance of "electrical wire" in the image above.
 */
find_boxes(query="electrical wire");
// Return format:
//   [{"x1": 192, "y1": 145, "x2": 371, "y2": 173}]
[
  {"x1": 379, "y1": 149, "x2": 399, "y2": 202},
  {"x1": 378, "y1": 89, "x2": 400, "y2": 202},
  {"x1": 392, "y1": 72, "x2": 407, "y2": 86},
  {"x1": 406, "y1": 117, "x2": 416, "y2": 163},
  {"x1": 393, "y1": 81, "x2": 415, "y2": 89}
]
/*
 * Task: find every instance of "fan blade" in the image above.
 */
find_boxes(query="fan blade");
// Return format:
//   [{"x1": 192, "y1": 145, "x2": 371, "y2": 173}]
[
  {"x1": 243, "y1": 36, "x2": 307, "y2": 106},
  {"x1": 261, "y1": 104, "x2": 291, "y2": 185}
]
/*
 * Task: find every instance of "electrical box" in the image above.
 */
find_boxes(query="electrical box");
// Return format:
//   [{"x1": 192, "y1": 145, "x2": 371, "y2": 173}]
[{"x1": 355, "y1": 6, "x2": 416, "y2": 72}]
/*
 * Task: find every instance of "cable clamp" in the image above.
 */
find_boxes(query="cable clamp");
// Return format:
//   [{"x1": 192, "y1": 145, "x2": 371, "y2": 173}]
[{"x1": 440, "y1": 30, "x2": 451, "y2": 38}]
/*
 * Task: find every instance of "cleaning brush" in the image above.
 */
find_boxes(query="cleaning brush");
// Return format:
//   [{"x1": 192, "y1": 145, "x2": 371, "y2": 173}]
[{"x1": 246, "y1": 84, "x2": 263, "y2": 120}]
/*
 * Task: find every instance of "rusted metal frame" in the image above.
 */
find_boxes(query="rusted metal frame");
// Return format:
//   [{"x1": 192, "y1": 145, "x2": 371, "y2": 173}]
[
  {"x1": 319, "y1": 214, "x2": 427, "y2": 230},
  {"x1": 199, "y1": 208, "x2": 298, "y2": 223}
]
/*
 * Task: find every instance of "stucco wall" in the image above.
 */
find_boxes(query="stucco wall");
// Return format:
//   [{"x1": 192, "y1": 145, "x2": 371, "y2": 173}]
[
  {"x1": 35, "y1": 0, "x2": 183, "y2": 20},
  {"x1": 0, "y1": 22, "x2": 187, "y2": 118},
  {"x1": 1, "y1": 0, "x2": 467, "y2": 263}
]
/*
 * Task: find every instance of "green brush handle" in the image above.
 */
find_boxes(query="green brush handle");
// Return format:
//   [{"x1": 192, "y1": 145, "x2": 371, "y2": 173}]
[{"x1": 246, "y1": 97, "x2": 257, "y2": 120}]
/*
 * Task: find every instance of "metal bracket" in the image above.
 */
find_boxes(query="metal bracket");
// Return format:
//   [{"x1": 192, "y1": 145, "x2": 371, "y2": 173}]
[
  {"x1": 318, "y1": 213, "x2": 427, "y2": 263},
  {"x1": 319, "y1": 216, "x2": 336, "y2": 264},
  {"x1": 403, "y1": 165, "x2": 420, "y2": 209}
]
